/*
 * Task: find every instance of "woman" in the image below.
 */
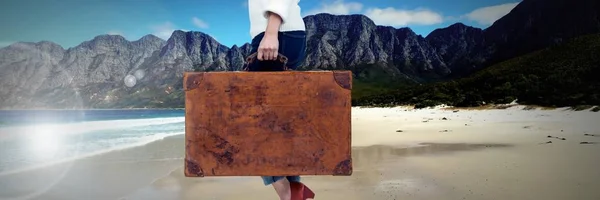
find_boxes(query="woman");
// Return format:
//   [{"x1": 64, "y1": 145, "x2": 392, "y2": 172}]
[
  {"x1": 246, "y1": 0, "x2": 311, "y2": 199},
  {"x1": 247, "y1": 0, "x2": 306, "y2": 69}
]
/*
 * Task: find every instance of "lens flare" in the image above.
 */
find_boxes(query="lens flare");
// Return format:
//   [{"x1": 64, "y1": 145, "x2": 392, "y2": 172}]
[
  {"x1": 29, "y1": 124, "x2": 62, "y2": 160},
  {"x1": 134, "y1": 69, "x2": 145, "y2": 80},
  {"x1": 124, "y1": 75, "x2": 137, "y2": 87}
]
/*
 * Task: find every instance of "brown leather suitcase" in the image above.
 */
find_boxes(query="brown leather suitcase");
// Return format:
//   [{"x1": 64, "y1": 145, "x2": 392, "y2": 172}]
[{"x1": 183, "y1": 70, "x2": 352, "y2": 177}]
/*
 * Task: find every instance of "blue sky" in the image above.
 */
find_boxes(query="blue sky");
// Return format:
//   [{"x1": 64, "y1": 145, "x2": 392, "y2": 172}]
[{"x1": 0, "y1": 0, "x2": 521, "y2": 48}]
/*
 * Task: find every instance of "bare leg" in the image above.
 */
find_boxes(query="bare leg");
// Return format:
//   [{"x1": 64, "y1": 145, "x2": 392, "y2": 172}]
[{"x1": 272, "y1": 178, "x2": 292, "y2": 200}]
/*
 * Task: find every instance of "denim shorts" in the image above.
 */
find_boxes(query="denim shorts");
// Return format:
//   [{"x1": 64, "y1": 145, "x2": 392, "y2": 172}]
[
  {"x1": 261, "y1": 175, "x2": 301, "y2": 186},
  {"x1": 247, "y1": 30, "x2": 307, "y2": 71},
  {"x1": 247, "y1": 30, "x2": 306, "y2": 185}
]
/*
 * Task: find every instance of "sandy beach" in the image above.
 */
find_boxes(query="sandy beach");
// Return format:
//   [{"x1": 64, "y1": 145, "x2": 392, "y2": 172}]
[{"x1": 1, "y1": 105, "x2": 599, "y2": 200}]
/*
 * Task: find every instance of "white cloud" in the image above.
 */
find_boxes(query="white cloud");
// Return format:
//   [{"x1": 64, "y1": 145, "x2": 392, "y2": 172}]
[
  {"x1": 364, "y1": 7, "x2": 444, "y2": 26},
  {"x1": 107, "y1": 30, "x2": 124, "y2": 36},
  {"x1": 242, "y1": 1, "x2": 248, "y2": 8},
  {"x1": 299, "y1": 0, "x2": 520, "y2": 28},
  {"x1": 151, "y1": 22, "x2": 178, "y2": 40},
  {"x1": 304, "y1": 0, "x2": 363, "y2": 16},
  {"x1": 303, "y1": 0, "x2": 443, "y2": 26},
  {"x1": 192, "y1": 17, "x2": 209, "y2": 29},
  {"x1": 465, "y1": 2, "x2": 520, "y2": 25},
  {"x1": 443, "y1": 15, "x2": 462, "y2": 22}
]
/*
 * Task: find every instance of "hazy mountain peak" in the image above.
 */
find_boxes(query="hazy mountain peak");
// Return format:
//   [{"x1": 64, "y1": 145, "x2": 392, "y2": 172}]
[
  {"x1": 166, "y1": 30, "x2": 219, "y2": 45},
  {"x1": 73, "y1": 34, "x2": 131, "y2": 51},
  {"x1": 395, "y1": 27, "x2": 418, "y2": 36},
  {"x1": 92, "y1": 34, "x2": 128, "y2": 42},
  {"x1": 446, "y1": 23, "x2": 481, "y2": 31},
  {"x1": 303, "y1": 13, "x2": 377, "y2": 30},
  {"x1": 136, "y1": 34, "x2": 164, "y2": 43}
]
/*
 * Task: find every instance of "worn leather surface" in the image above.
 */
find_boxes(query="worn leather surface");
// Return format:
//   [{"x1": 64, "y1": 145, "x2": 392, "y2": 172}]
[{"x1": 183, "y1": 71, "x2": 352, "y2": 177}]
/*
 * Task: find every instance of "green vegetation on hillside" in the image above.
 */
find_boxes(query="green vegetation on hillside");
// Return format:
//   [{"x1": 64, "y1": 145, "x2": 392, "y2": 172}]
[
  {"x1": 349, "y1": 63, "x2": 418, "y2": 100},
  {"x1": 352, "y1": 33, "x2": 600, "y2": 109}
]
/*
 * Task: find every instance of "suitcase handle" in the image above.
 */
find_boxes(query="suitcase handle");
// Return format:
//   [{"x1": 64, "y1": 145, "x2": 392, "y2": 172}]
[{"x1": 243, "y1": 52, "x2": 289, "y2": 71}]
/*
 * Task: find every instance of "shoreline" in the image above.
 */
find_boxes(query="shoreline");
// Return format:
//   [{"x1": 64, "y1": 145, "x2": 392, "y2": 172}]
[
  {"x1": 0, "y1": 108, "x2": 186, "y2": 111},
  {"x1": 1, "y1": 103, "x2": 599, "y2": 112},
  {"x1": 356, "y1": 104, "x2": 600, "y2": 112},
  {"x1": 0, "y1": 133, "x2": 185, "y2": 177}
]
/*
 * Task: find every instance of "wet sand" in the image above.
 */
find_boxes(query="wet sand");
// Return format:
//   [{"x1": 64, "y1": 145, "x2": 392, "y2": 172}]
[{"x1": 1, "y1": 106, "x2": 599, "y2": 200}]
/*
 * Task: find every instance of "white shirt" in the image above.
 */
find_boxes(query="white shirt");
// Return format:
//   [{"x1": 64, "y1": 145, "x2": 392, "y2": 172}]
[{"x1": 248, "y1": 0, "x2": 306, "y2": 39}]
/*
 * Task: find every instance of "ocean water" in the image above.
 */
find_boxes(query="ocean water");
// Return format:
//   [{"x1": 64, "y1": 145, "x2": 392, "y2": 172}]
[{"x1": 0, "y1": 109, "x2": 185, "y2": 175}]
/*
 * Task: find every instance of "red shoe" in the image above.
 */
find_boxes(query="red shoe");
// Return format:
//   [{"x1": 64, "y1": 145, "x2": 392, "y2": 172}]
[{"x1": 290, "y1": 182, "x2": 315, "y2": 200}]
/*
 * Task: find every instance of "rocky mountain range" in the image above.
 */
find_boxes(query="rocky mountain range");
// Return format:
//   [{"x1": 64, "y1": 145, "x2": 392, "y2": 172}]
[{"x1": 0, "y1": 0, "x2": 598, "y2": 109}]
